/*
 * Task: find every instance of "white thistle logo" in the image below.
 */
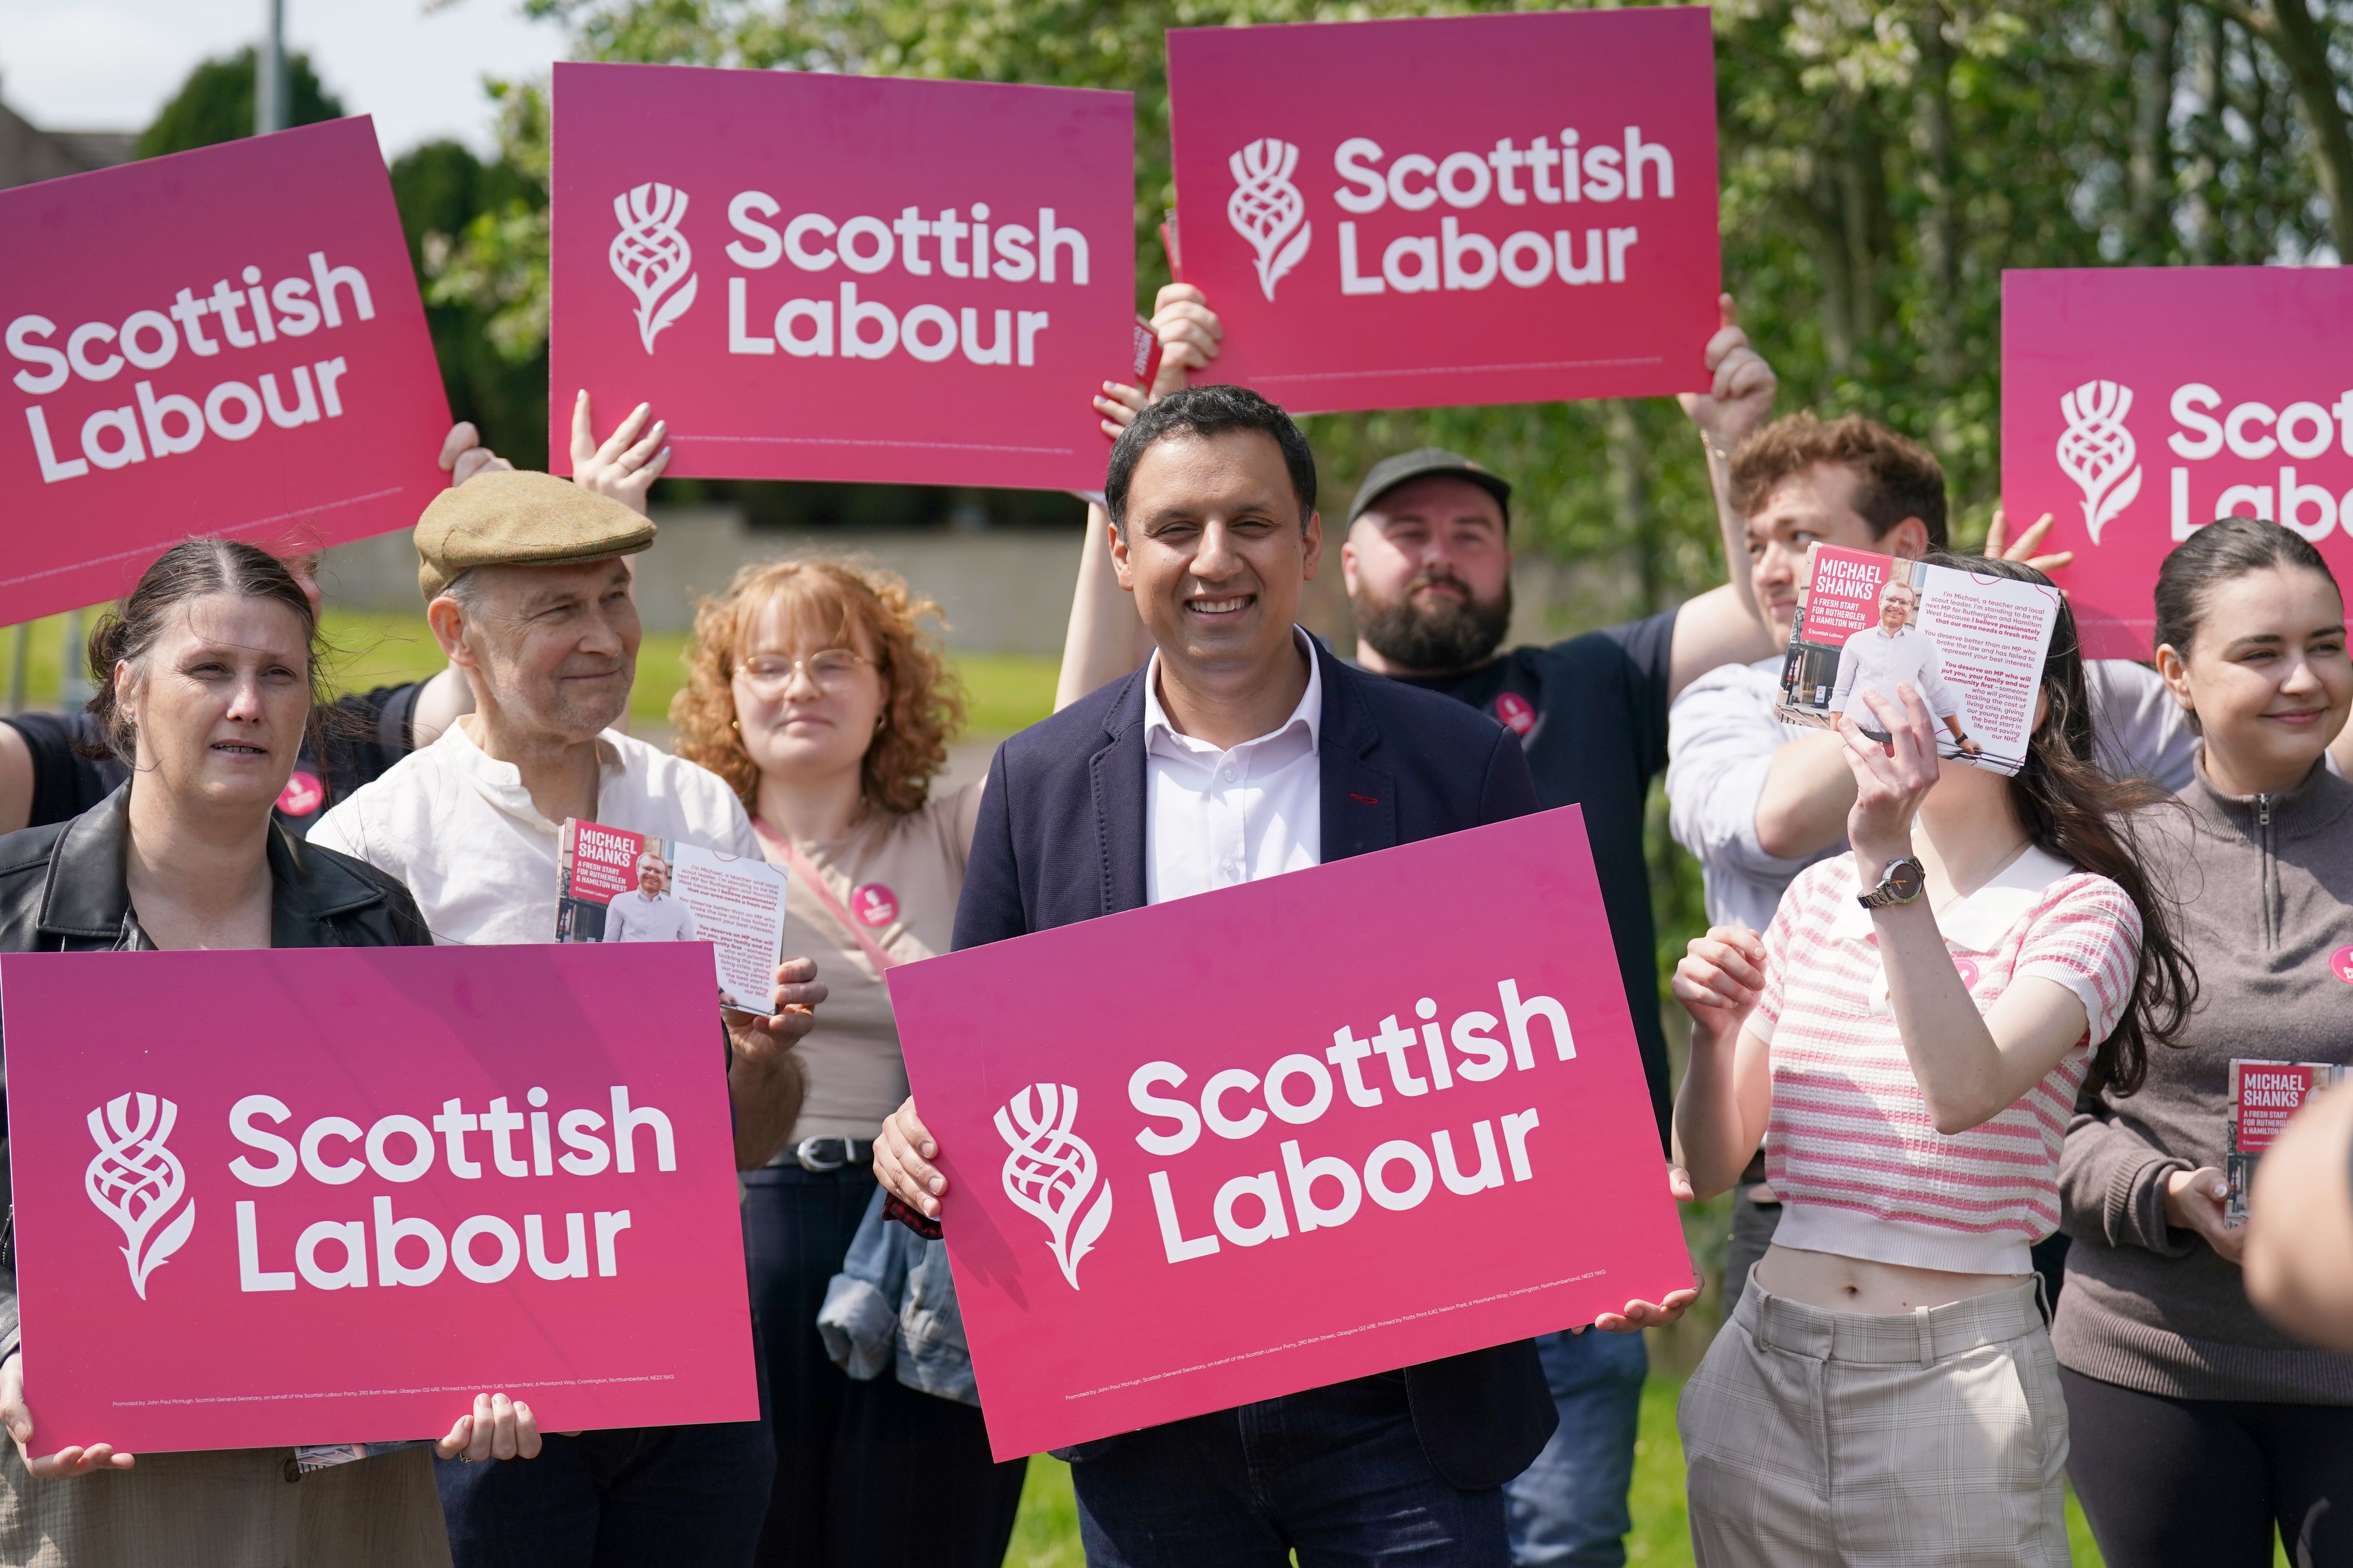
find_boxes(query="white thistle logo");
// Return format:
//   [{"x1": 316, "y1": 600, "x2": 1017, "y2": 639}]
[
  {"x1": 610, "y1": 183, "x2": 698, "y2": 354},
  {"x1": 1227, "y1": 140, "x2": 1311, "y2": 304},
  {"x1": 2057, "y1": 379, "x2": 2142, "y2": 545},
  {"x1": 86, "y1": 1093, "x2": 195, "y2": 1301},
  {"x1": 994, "y1": 1083, "x2": 1112, "y2": 1291}
]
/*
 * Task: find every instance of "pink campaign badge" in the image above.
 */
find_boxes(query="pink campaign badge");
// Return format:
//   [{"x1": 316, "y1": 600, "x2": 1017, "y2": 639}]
[
  {"x1": 2331, "y1": 946, "x2": 2353, "y2": 986},
  {"x1": 852, "y1": 883, "x2": 899, "y2": 928},
  {"x1": 1494, "y1": 692, "x2": 1536, "y2": 737},
  {"x1": 275, "y1": 770, "x2": 325, "y2": 817},
  {"x1": 1953, "y1": 956, "x2": 1982, "y2": 991}
]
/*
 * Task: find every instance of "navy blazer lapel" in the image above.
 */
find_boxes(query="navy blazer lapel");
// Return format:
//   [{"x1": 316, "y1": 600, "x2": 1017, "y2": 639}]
[
  {"x1": 1316, "y1": 648, "x2": 1398, "y2": 863},
  {"x1": 1090, "y1": 667, "x2": 1151, "y2": 916}
]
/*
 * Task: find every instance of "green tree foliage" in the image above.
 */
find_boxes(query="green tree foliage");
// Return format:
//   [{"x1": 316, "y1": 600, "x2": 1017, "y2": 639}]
[
  {"x1": 392, "y1": 114, "x2": 555, "y2": 470},
  {"x1": 134, "y1": 47, "x2": 345, "y2": 158}
]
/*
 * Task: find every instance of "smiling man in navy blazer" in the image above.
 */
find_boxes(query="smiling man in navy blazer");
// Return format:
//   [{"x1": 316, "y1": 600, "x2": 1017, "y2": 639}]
[{"x1": 874, "y1": 385, "x2": 1689, "y2": 1566}]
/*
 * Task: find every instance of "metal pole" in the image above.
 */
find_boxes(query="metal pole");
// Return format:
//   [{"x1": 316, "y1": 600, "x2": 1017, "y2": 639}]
[{"x1": 256, "y1": 0, "x2": 286, "y2": 136}]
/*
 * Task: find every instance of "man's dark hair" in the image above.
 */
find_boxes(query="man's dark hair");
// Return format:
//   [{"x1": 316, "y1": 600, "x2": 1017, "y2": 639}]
[
  {"x1": 1104, "y1": 384, "x2": 1318, "y2": 532},
  {"x1": 1728, "y1": 411, "x2": 1948, "y2": 549}
]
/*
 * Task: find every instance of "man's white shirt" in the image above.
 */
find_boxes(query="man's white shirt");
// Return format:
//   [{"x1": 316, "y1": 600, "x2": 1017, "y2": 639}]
[
  {"x1": 604, "y1": 887, "x2": 698, "y2": 944},
  {"x1": 1143, "y1": 630, "x2": 1322, "y2": 905},
  {"x1": 311, "y1": 718, "x2": 759, "y2": 946},
  {"x1": 1829, "y1": 623, "x2": 1964, "y2": 726}
]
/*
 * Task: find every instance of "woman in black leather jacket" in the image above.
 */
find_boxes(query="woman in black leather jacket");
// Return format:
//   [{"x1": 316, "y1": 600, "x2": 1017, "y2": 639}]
[{"x1": 0, "y1": 539, "x2": 536, "y2": 1568}]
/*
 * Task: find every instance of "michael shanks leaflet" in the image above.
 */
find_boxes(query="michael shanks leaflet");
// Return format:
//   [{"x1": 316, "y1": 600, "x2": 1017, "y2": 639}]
[
  {"x1": 1776, "y1": 543, "x2": 2062, "y2": 778},
  {"x1": 557, "y1": 819, "x2": 789, "y2": 1013}
]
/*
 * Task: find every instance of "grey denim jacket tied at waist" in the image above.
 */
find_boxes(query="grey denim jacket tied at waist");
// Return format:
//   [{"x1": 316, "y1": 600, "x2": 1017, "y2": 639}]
[{"x1": 817, "y1": 1187, "x2": 978, "y2": 1406}]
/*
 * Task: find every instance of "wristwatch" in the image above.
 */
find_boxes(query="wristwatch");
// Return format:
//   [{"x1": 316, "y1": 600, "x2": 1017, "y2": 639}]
[{"x1": 1857, "y1": 856, "x2": 1926, "y2": 909}]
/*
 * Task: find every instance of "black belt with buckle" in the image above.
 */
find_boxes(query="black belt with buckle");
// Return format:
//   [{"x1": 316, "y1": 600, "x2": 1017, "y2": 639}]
[{"x1": 793, "y1": 1137, "x2": 875, "y2": 1173}]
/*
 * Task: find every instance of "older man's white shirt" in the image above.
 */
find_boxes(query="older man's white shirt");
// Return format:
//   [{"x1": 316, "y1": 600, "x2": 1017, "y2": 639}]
[
  {"x1": 1829, "y1": 622, "x2": 1964, "y2": 726},
  {"x1": 311, "y1": 718, "x2": 758, "y2": 946},
  {"x1": 1143, "y1": 630, "x2": 1322, "y2": 906}
]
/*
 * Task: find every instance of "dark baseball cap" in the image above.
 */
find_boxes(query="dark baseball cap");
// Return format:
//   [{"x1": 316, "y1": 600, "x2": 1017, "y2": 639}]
[{"x1": 1346, "y1": 447, "x2": 1513, "y2": 527}]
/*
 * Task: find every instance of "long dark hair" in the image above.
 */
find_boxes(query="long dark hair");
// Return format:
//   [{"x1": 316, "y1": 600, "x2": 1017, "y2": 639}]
[
  {"x1": 1934, "y1": 553, "x2": 2194, "y2": 1096},
  {"x1": 82, "y1": 539, "x2": 327, "y2": 766}
]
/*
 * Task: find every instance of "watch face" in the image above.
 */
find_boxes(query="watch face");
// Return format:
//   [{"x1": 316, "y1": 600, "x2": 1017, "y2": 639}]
[{"x1": 1887, "y1": 859, "x2": 1926, "y2": 901}]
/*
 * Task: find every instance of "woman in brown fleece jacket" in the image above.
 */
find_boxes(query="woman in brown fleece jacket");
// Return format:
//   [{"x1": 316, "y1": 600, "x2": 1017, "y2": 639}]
[{"x1": 2057, "y1": 516, "x2": 2353, "y2": 1568}]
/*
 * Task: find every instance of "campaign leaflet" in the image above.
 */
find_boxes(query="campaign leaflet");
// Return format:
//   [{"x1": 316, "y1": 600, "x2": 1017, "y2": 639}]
[
  {"x1": 557, "y1": 819, "x2": 787, "y2": 1014},
  {"x1": 2226, "y1": 1060, "x2": 2344, "y2": 1227},
  {"x1": 1776, "y1": 544, "x2": 2062, "y2": 778}
]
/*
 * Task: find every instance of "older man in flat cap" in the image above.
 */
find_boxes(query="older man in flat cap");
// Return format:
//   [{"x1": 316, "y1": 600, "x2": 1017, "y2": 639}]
[{"x1": 311, "y1": 468, "x2": 821, "y2": 1568}]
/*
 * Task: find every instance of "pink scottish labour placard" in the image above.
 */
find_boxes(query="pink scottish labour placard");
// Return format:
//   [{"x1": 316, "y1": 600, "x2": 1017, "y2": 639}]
[
  {"x1": 4, "y1": 942, "x2": 757, "y2": 1453},
  {"x1": 549, "y1": 62, "x2": 1135, "y2": 493},
  {"x1": 1165, "y1": 10, "x2": 1721, "y2": 415},
  {"x1": 888, "y1": 805, "x2": 1691, "y2": 1461},
  {"x1": 0, "y1": 117, "x2": 452, "y2": 624},
  {"x1": 2003, "y1": 266, "x2": 2353, "y2": 657}
]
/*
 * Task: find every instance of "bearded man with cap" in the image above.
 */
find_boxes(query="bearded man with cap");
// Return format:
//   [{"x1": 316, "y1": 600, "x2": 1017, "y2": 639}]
[{"x1": 310, "y1": 469, "x2": 824, "y2": 1568}]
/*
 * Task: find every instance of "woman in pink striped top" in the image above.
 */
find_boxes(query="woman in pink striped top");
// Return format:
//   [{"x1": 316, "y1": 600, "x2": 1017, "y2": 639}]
[{"x1": 1669, "y1": 556, "x2": 2192, "y2": 1567}]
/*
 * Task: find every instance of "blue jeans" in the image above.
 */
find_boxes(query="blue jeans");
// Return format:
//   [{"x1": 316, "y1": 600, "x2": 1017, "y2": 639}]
[
  {"x1": 1502, "y1": 1329, "x2": 1648, "y2": 1568},
  {"x1": 437, "y1": 1418, "x2": 775, "y2": 1567},
  {"x1": 1069, "y1": 1374, "x2": 1510, "y2": 1567}
]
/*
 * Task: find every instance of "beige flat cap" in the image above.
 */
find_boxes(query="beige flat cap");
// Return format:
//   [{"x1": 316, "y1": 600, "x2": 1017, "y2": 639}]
[{"x1": 414, "y1": 471, "x2": 658, "y2": 600}]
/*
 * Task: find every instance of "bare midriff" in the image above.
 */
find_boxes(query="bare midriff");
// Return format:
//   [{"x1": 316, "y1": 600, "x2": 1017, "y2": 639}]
[{"x1": 1754, "y1": 1242, "x2": 2027, "y2": 1315}]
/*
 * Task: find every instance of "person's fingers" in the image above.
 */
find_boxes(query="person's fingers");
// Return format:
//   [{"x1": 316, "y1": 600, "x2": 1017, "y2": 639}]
[
  {"x1": 1668, "y1": 1165, "x2": 1697, "y2": 1203},
  {"x1": 772, "y1": 979, "x2": 828, "y2": 1011},
  {"x1": 439, "y1": 421, "x2": 481, "y2": 473},
  {"x1": 596, "y1": 402, "x2": 654, "y2": 466},
  {"x1": 749, "y1": 1008, "x2": 818, "y2": 1046},
  {"x1": 1154, "y1": 281, "x2": 1210, "y2": 315},
  {"x1": 1984, "y1": 504, "x2": 2010, "y2": 556},
  {"x1": 2026, "y1": 549, "x2": 2075, "y2": 574},
  {"x1": 634, "y1": 444, "x2": 672, "y2": 489},
  {"x1": 1997, "y1": 512, "x2": 2055, "y2": 561},
  {"x1": 569, "y1": 389, "x2": 598, "y2": 469},
  {"x1": 1719, "y1": 292, "x2": 1738, "y2": 329},
  {"x1": 619, "y1": 418, "x2": 668, "y2": 473},
  {"x1": 435, "y1": 1412, "x2": 473, "y2": 1461},
  {"x1": 777, "y1": 956, "x2": 819, "y2": 986},
  {"x1": 488, "y1": 1393, "x2": 520, "y2": 1462},
  {"x1": 464, "y1": 1393, "x2": 496, "y2": 1462},
  {"x1": 514, "y1": 1401, "x2": 542, "y2": 1461},
  {"x1": 1712, "y1": 924, "x2": 1769, "y2": 962},
  {"x1": 452, "y1": 444, "x2": 508, "y2": 486}
]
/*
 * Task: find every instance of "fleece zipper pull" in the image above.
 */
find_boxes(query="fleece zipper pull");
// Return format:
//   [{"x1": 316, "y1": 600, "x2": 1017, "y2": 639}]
[{"x1": 2258, "y1": 793, "x2": 2277, "y2": 948}]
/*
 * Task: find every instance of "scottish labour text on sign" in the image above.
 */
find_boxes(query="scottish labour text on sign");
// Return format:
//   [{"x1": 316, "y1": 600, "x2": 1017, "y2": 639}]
[
  {"x1": 6, "y1": 943, "x2": 757, "y2": 1454},
  {"x1": 1166, "y1": 9, "x2": 1721, "y2": 415},
  {"x1": 0, "y1": 117, "x2": 453, "y2": 625},
  {"x1": 2002, "y1": 267, "x2": 2353, "y2": 657},
  {"x1": 887, "y1": 805, "x2": 1689, "y2": 1461},
  {"x1": 549, "y1": 62, "x2": 1136, "y2": 493}
]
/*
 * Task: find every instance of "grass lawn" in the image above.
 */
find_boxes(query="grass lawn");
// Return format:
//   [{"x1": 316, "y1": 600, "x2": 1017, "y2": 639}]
[
  {"x1": 0, "y1": 608, "x2": 1066, "y2": 739},
  {"x1": 1001, "y1": 1373, "x2": 2274, "y2": 1567}
]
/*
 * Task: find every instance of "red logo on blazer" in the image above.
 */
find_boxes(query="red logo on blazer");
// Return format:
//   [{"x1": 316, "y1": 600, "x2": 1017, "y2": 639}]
[{"x1": 1494, "y1": 692, "x2": 1536, "y2": 737}]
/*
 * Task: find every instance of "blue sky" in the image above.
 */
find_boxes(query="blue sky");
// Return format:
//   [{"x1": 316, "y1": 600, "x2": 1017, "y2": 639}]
[{"x1": 0, "y1": 0, "x2": 569, "y2": 158}]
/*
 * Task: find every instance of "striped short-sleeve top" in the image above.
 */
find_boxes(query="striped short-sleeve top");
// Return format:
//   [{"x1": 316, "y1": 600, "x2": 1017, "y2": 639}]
[{"x1": 1748, "y1": 845, "x2": 2143, "y2": 1276}]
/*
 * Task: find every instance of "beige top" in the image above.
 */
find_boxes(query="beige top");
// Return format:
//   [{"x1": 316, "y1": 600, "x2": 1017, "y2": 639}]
[{"x1": 765, "y1": 782, "x2": 982, "y2": 1150}]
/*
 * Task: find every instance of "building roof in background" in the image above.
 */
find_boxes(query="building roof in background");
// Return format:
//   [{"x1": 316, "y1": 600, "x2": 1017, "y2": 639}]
[{"x1": 0, "y1": 98, "x2": 135, "y2": 190}]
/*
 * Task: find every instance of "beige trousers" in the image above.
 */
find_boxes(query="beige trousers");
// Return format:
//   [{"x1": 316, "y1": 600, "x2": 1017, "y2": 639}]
[
  {"x1": 1678, "y1": 1275, "x2": 2070, "y2": 1568},
  {"x1": 0, "y1": 1441, "x2": 451, "y2": 1568}
]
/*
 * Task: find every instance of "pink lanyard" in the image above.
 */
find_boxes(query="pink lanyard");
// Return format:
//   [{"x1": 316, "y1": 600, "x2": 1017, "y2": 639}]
[{"x1": 750, "y1": 816, "x2": 902, "y2": 974}]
